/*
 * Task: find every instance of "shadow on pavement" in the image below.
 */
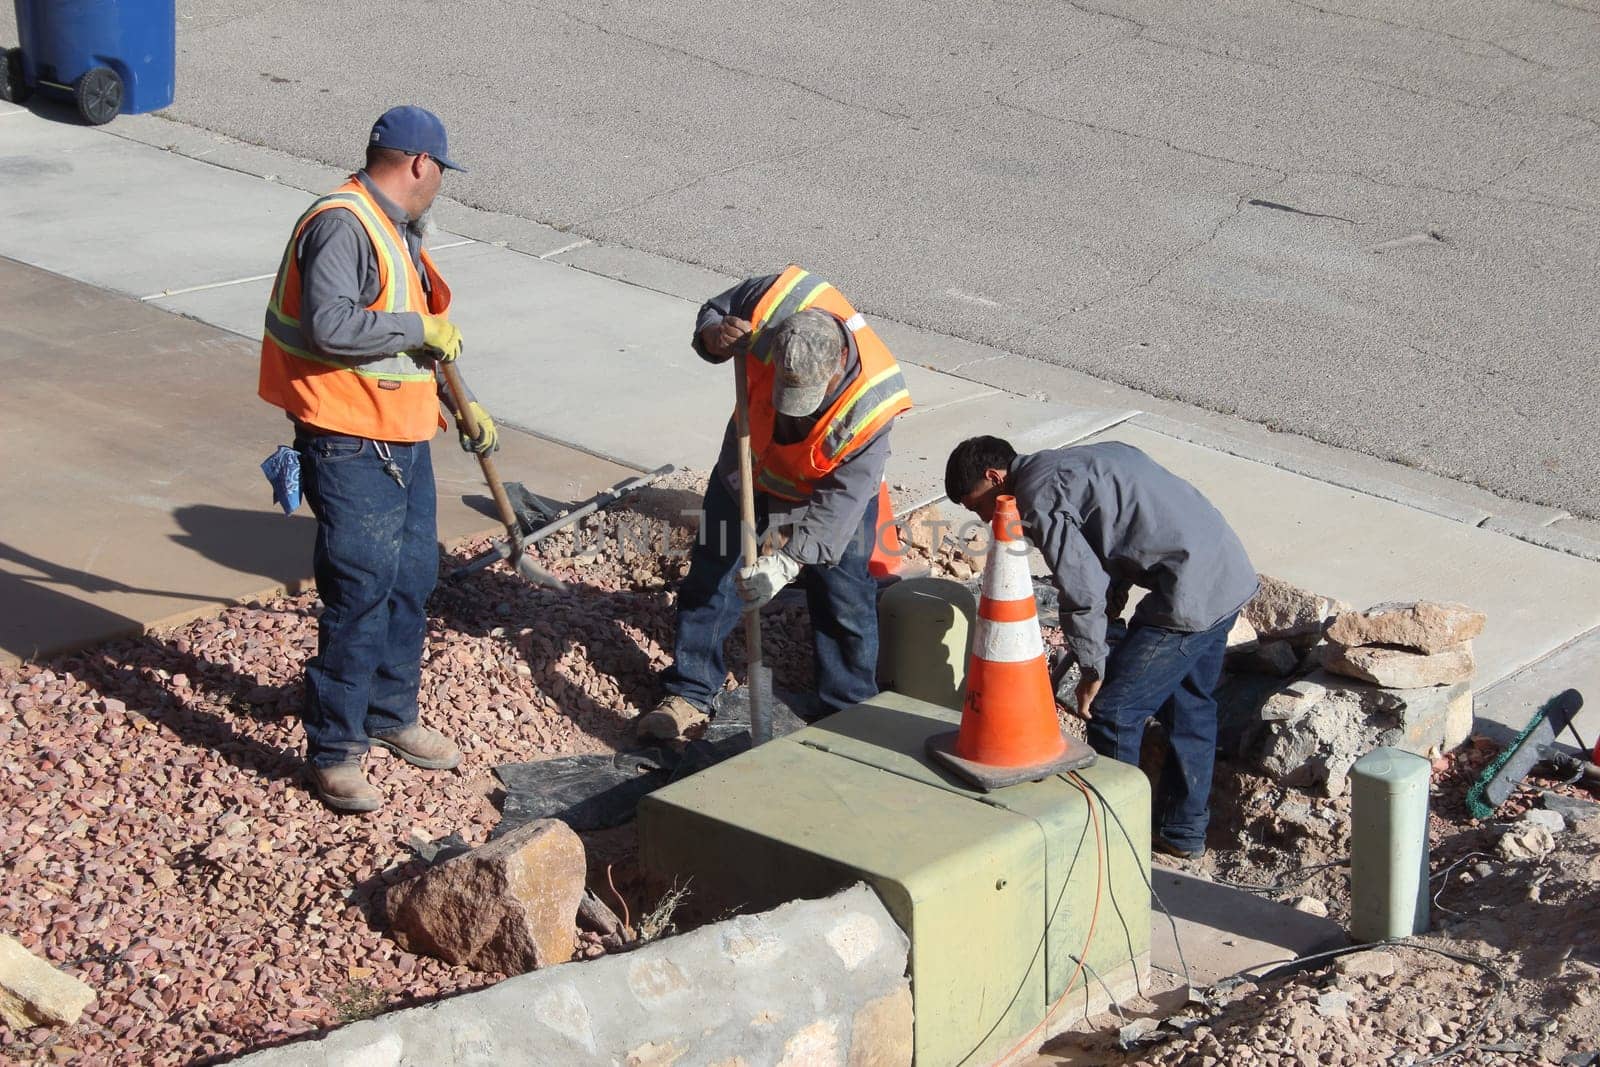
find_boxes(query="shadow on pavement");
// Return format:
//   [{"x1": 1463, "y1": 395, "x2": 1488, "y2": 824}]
[{"x1": 169, "y1": 504, "x2": 317, "y2": 589}]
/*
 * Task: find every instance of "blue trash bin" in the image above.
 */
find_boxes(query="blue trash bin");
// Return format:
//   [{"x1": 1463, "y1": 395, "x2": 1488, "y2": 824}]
[{"x1": 2, "y1": 0, "x2": 175, "y2": 124}]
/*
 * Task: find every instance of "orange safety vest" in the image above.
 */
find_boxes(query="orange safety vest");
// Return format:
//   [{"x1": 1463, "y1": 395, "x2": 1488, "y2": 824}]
[
  {"x1": 258, "y1": 177, "x2": 450, "y2": 442},
  {"x1": 744, "y1": 266, "x2": 913, "y2": 501}
]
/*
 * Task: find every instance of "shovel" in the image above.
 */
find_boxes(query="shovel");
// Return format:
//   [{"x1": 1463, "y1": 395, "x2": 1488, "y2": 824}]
[
  {"x1": 733, "y1": 353, "x2": 773, "y2": 746},
  {"x1": 438, "y1": 361, "x2": 569, "y2": 591}
]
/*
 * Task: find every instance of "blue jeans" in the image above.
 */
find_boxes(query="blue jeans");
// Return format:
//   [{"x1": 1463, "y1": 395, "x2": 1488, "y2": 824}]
[
  {"x1": 1085, "y1": 612, "x2": 1235, "y2": 853},
  {"x1": 297, "y1": 432, "x2": 438, "y2": 768},
  {"x1": 661, "y1": 475, "x2": 880, "y2": 716}
]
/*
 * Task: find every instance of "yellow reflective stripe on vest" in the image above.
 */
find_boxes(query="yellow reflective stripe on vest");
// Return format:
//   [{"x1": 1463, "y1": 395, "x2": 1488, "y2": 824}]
[
  {"x1": 821, "y1": 366, "x2": 910, "y2": 461},
  {"x1": 263, "y1": 306, "x2": 435, "y2": 380},
  {"x1": 270, "y1": 199, "x2": 329, "y2": 309},
  {"x1": 264, "y1": 190, "x2": 432, "y2": 381},
  {"x1": 756, "y1": 467, "x2": 806, "y2": 499},
  {"x1": 749, "y1": 272, "x2": 834, "y2": 364},
  {"x1": 331, "y1": 193, "x2": 411, "y2": 313}
]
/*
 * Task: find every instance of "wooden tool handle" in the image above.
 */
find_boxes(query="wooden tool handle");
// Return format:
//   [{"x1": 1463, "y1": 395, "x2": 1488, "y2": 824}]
[
  {"x1": 734, "y1": 356, "x2": 772, "y2": 745},
  {"x1": 439, "y1": 361, "x2": 519, "y2": 539}
]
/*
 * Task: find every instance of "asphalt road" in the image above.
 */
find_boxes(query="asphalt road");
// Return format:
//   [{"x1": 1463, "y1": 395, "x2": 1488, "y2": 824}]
[{"x1": 6, "y1": 0, "x2": 1598, "y2": 515}]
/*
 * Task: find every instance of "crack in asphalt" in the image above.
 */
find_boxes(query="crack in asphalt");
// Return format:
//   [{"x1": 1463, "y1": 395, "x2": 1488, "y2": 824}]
[
  {"x1": 565, "y1": 116, "x2": 906, "y2": 228},
  {"x1": 1280, "y1": 0, "x2": 1560, "y2": 71},
  {"x1": 527, "y1": 1, "x2": 913, "y2": 122},
  {"x1": 1014, "y1": 173, "x2": 1291, "y2": 341},
  {"x1": 1246, "y1": 199, "x2": 1357, "y2": 223},
  {"x1": 992, "y1": 99, "x2": 1285, "y2": 177}
]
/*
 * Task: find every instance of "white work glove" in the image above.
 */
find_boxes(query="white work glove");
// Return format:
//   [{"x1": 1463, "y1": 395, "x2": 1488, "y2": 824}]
[{"x1": 737, "y1": 551, "x2": 803, "y2": 611}]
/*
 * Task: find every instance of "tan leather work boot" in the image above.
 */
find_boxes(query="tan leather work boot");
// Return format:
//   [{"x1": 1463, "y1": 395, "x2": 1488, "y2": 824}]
[
  {"x1": 310, "y1": 762, "x2": 383, "y2": 813},
  {"x1": 369, "y1": 724, "x2": 462, "y2": 770},
  {"x1": 635, "y1": 695, "x2": 709, "y2": 741}
]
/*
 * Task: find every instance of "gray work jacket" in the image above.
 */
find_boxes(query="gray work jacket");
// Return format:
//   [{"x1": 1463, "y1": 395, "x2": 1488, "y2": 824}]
[
  {"x1": 296, "y1": 171, "x2": 428, "y2": 361},
  {"x1": 1009, "y1": 443, "x2": 1258, "y2": 678},
  {"x1": 696, "y1": 275, "x2": 894, "y2": 566}
]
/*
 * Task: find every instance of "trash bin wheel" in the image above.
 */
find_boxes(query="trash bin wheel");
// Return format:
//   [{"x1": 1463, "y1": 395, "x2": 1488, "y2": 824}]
[
  {"x1": 75, "y1": 65, "x2": 122, "y2": 125},
  {"x1": 0, "y1": 47, "x2": 29, "y2": 104}
]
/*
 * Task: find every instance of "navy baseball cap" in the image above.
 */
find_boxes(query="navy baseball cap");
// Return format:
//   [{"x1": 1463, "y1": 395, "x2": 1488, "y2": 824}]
[{"x1": 369, "y1": 106, "x2": 465, "y2": 172}]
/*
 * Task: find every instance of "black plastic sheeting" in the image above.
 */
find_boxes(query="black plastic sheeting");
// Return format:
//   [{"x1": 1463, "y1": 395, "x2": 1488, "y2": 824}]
[{"x1": 490, "y1": 686, "x2": 816, "y2": 837}]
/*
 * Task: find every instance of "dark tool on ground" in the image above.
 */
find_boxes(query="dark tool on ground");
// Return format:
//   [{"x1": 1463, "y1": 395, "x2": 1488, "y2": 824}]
[
  {"x1": 449, "y1": 464, "x2": 676, "y2": 580},
  {"x1": 490, "y1": 685, "x2": 813, "y2": 836},
  {"x1": 1466, "y1": 688, "x2": 1584, "y2": 819},
  {"x1": 438, "y1": 362, "x2": 568, "y2": 591}
]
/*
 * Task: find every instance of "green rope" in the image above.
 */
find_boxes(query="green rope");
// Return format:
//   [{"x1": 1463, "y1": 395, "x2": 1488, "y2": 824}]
[{"x1": 1465, "y1": 709, "x2": 1549, "y2": 820}]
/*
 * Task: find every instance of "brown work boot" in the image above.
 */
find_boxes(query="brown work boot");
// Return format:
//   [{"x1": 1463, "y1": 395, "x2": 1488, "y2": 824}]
[
  {"x1": 310, "y1": 761, "x2": 383, "y2": 813},
  {"x1": 635, "y1": 695, "x2": 709, "y2": 741},
  {"x1": 369, "y1": 724, "x2": 462, "y2": 770}
]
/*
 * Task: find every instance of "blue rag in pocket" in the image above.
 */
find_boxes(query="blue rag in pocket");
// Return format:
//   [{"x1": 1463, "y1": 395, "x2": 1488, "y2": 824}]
[{"x1": 260, "y1": 445, "x2": 302, "y2": 515}]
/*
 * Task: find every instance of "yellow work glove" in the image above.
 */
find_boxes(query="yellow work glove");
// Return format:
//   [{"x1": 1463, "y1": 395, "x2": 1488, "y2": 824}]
[
  {"x1": 421, "y1": 314, "x2": 463, "y2": 363},
  {"x1": 457, "y1": 401, "x2": 499, "y2": 455}
]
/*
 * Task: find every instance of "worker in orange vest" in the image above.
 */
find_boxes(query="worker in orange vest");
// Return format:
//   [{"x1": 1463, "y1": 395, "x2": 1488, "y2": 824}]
[
  {"x1": 259, "y1": 106, "x2": 496, "y2": 813},
  {"x1": 636, "y1": 267, "x2": 913, "y2": 740}
]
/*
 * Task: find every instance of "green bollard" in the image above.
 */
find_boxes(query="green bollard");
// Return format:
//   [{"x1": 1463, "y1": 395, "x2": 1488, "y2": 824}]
[
  {"x1": 876, "y1": 577, "x2": 976, "y2": 711},
  {"x1": 1349, "y1": 747, "x2": 1433, "y2": 942}
]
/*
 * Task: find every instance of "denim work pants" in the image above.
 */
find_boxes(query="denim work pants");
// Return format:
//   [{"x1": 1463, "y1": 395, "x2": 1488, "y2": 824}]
[
  {"x1": 1084, "y1": 611, "x2": 1236, "y2": 853},
  {"x1": 297, "y1": 432, "x2": 438, "y2": 768},
  {"x1": 661, "y1": 475, "x2": 880, "y2": 716}
]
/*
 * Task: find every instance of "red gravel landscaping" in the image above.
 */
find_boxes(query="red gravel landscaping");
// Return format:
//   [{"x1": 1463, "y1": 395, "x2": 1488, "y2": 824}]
[{"x1": 0, "y1": 477, "x2": 825, "y2": 1066}]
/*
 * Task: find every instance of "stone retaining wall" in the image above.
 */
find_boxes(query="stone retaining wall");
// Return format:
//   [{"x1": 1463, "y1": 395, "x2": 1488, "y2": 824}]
[{"x1": 227, "y1": 884, "x2": 911, "y2": 1067}]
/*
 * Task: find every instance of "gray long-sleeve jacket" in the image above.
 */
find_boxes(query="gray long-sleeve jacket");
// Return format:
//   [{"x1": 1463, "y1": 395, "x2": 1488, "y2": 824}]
[
  {"x1": 695, "y1": 275, "x2": 894, "y2": 566},
  {"x1": 296, "y1": 171, "x2": 428, "y2": 361},
  {"x1": 1009, "y1": 443, "x2": 1258, "y2": 678}
]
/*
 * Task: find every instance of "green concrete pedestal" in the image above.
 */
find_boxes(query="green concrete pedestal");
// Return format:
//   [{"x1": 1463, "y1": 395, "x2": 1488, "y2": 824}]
[{"x1": 638, "y1": 692, "x2": 1151, "y2": 1067}]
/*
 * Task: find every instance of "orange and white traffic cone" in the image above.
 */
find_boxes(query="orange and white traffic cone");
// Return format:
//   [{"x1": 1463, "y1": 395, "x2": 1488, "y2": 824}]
[
  {"x1": 926, "y1": 494, "x2": 1096, "y2": 791},
  {"x1": 868, "y1": 481, "x2": 904, "y2": 580}
]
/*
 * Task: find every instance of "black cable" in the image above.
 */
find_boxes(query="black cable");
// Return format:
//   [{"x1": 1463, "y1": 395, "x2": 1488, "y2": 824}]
[
  {"x1": 946, "y1": 784, "x2": 1097, "y2": 1066},
  {"x1": 1208, "y1": 859, "x2": 1347, "y2": 896},
  {"x1": 1429, "y1": 851, "x2": 1491, "y2": 918},
  {"x1": 1072, "y1": 773, "x2": 1194, "y2": 995},
  {"x1": 1070, "y1": 953, "x2": 1130, "y2": 1028}
]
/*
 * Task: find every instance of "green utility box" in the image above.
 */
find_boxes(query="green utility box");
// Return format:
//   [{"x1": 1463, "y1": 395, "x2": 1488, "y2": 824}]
[{"x1": 638, "y1": 692, "x2": 1151, "y2": 1066}]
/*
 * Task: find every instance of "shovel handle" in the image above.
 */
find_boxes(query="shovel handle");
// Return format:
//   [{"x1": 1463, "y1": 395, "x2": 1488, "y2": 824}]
[
  {"x1": 734, "y1": 356, "x2": 772, "y2": 746},
  {"x1": 439, "y1": 361, "x2": 520, "y2": 541}
]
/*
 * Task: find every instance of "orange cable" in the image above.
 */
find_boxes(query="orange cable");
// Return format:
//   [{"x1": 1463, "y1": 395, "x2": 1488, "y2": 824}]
[
  {"x1": 990, "y1": 770, "x2": 1107, "y2": 1065},
  {"x1": 606, "y1": 862, "x2": 632, "y2": 937}
]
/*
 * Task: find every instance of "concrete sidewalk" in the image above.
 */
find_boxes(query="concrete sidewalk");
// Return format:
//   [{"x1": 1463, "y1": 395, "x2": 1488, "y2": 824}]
[
  {"x1": 1, "y1": 100, "x2": 1596, "y2": 741},
  {"x1": 0, "y1": 255, "x2": 634, "y2": 665}
]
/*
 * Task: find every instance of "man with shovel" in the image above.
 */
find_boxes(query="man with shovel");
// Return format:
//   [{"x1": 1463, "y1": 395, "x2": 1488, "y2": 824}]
[
  {"x1": 259, "y1": 106, "x2": 497, "y2": 813},
  {"x1": 635, "y1": 267, "x2": 914, "y2": 740}
]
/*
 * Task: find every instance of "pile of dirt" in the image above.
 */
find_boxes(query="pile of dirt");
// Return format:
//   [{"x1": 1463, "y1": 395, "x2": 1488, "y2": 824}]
[{"x1": 1053, "y1": 738, "x2": 1600, "y2": 1067}]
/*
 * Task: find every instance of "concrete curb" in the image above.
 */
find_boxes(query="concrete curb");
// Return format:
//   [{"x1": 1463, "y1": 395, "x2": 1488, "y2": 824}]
[{"x1": 224, "y1": 884, "x2": 912, "y2": 1067}]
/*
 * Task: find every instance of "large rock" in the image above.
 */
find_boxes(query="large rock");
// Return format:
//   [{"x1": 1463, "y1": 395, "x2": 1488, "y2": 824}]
[
  {"x1": 1226, "y1": 615, "x2": 1260, "y2": 653},
  {"x1": 1323, "y1": 642, "x2": 1475, "y2": 688},
  {"x1": 384, "y1": 819, "x2": 586, "y2": 974},
  {"x1": 1242, "y1": 575, "x2": 1343, "y2": 641},
  {"x1": 1326, "y1": 601, "x2": 1485, "y2": 654},
  {"x1": 0, "y1": 934, "x2": 95, "y2": 1028},
  {"x1": 1252, "y1": 672, "x2": 1472, "y2": 794},
  {"x1": 1259, "y1": 679, "x2": 1328, "y2": 723}
]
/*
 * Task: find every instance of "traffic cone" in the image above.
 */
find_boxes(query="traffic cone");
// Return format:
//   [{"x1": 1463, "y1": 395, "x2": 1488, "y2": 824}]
[
  {"x1": 868, "y1": 481, "x2": 904, "y2": 580},
  {"x1": 926, "y1": 494, "x2": 1096, "y2": 791}
]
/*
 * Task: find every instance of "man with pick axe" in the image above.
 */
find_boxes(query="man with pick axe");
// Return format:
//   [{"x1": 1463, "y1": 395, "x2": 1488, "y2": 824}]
[{"x1": 635, "y1": 267, "x2": 914, "y2": 741}]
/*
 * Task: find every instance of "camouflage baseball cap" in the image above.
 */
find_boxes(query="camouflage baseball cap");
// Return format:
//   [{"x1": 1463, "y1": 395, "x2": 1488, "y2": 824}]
[{"x1": 769, "y1": 309, "x2": 845, "y2": 416}]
